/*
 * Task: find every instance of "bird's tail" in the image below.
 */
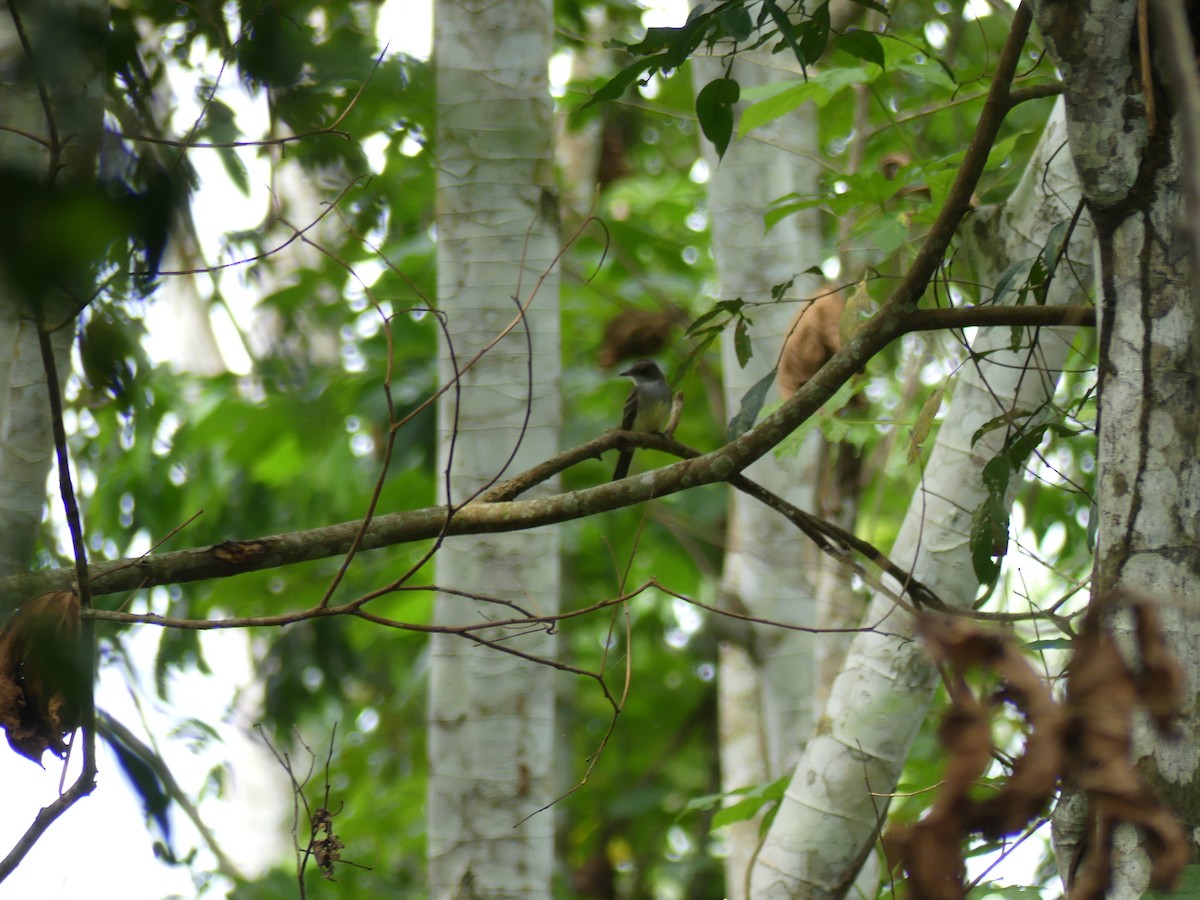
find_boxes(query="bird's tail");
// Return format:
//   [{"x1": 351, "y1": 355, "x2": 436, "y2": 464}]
[{"x1": 612, "y1": 450, "x2": 633, "y2": 481}]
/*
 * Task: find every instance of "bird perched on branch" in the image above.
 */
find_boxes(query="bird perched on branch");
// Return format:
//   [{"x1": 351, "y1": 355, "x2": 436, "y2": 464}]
[{"x1": 612, "y1": 359, "x2": 670, "y2": 481}]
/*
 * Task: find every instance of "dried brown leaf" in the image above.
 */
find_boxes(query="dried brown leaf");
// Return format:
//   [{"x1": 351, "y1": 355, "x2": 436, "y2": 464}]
[
  {"x1": 1064, "y1": 589, "x2": 1189, "y2": 898},
  {"x1": 0, "y1": 591, "x2": 83, "y2": 765},
  {"x1": 598, "y1": 310, "x2": 675, "y2": 368},
  {"x1": 778, "y1": 290, "x2": 843, "y2": 398},
  {"x1": 892, "y1": 616, "x2": 1067, "y2": 896}
]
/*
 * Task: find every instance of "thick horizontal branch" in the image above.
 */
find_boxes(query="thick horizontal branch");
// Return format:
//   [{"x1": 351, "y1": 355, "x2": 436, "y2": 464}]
[
  {"x1": 900, "y1": 304, "x2": 1093, "y2": 332},
  {"x1": 0, "y1": 297, "x2": 1091, "y2": 606}
]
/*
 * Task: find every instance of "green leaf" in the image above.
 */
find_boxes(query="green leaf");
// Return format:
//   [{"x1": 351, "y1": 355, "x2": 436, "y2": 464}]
[
  {"x1": 733, "y1": 316, "x2": 752, "y2": 368},
  {"x1": 833, "y1": 31, "x2": 885, "y2": 68},
  {"x1": 892, "y1": 56, "x2": 957, "y2": 92},
  {"x1": 581, "y1": 52, "x2": 671, "y2": 111},
  {"x1": 720, "y1": 6, "x2": 753, "y2": 41},
  {"x1": 970, "y1": 494, "x2": 1007, "y2": 584},
  {"x1": 991, "y1": 258, "x2": 1034, "y2": 306},
  {"x1": 770, "y1": 275, "x2": 798, "y2": 301},
  {"x1": 677, "y1": 326, "x2": 722, "y2": 384},
  {"x1": 696, "y1": 77, "x2": 740, "y2": 158},
  {"x1": 683, "y1": 775, "x2": 789, "y2": 828},
  {"x1": 687, "y1": 298, "x2": 746, "y2": 334},
  {"x1": 728, "y1": 368, "x2": 777, "y2": 440},
  {"x1": 763, "y1": 0, "x2": 806, "y2": 68},
  {"x1": 217, "y1": 146, "x2": 250, "y2": 196},
  {"x1": 739, "y1": 66, "x2": 878, "y2": 136},
  {"x1": 765, "y1": 194, "x2": 828, "y2": 230},
  {"x1": 799, "y1": 3, "x2": 831, "y2": 66},
  {"x1": 1041, "y1": 218, "x2": 1071, "y2": 280}
]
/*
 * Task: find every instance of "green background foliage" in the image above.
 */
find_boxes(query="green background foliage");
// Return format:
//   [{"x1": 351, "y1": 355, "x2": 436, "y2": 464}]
[{"x1": 15, "y1": 0, "x2": 1098, "y2": 895}]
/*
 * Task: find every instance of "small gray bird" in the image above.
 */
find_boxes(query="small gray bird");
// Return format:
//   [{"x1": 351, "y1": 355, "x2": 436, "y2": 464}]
[{"x1": 612, "y1": 359, "x2": 671, "y2": 481}]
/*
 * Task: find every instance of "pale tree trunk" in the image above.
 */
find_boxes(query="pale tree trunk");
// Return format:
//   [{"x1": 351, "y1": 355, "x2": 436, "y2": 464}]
[
  {"x1": 750, "y1": 100, "x2": 1094, "y2": 896},
  {"x1": 427, "y1": 1, "x2": 561, "y2": 897},
  {"x1": 692, "y1": 37, "x2": 825, "y2": 897},
  {"x1": 1030, "y1": 3, "x2": 1200, "y2": 894},
  {"x1": 107, "y1": 16, "x2": 225, "y2": 375},
  {"x1": 0, "y1": 1, "x2": 106, "y2": 589}
]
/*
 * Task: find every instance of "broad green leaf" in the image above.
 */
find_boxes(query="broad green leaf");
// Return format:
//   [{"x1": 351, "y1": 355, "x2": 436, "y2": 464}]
[
  {"x1": 217, "y1": 146, "x2": 250, "y2": 196},
  {"x1": 720, "y1": 6, "x2": 753, "y2": 41},
  {"x1": 762, "y1": 0, "x2": 806, "y2": 67},
  {"x1": 684, "y1": 775, "x2": 788, "y2": 828},
  {"x1": 1041, "y1": 218, "x2": 1071, "y2": 279},
  {"x1": 728, "y1": 368, "x2": 778, "y2": 440},
  {"x1": 892, "y1": 56, "x2": 957, "y2": 92},
  {"x1": 696, "y1": 77, "x2": 740, "y2": 158},
  {"x1": 739, "y1": 81, "x2": 826, "y2": 136},
  {"x1": 799, "y1": 3, "x2": 831, "y2": 65},
  {"x1": 867, "y1": 214, "x2": 910, "y2": 257},
  {"x1": 765, "y1": 194, "x2": 828, "y2": 230},
  {"x1": 739, "y1": 66, "x2": 878, "y2": 136},
  {"x1": 833, "y1": 30, "x2": 885, "y2": 68},
  {"x1": 970, "y1": 494, "x2": 1007, "y2": 584},
  {"x1": 733, "y1": 317, "x2": 753, "y2": 368},
  {"x1": 581, "y1": 52, "x2": 671, "y2": 110},
  {"x1": 687, "y1": 298, "x2": 746, "y2": 334},
  {"x1": 991, "y1": 258, "x2": 1035, "y2": 306}
]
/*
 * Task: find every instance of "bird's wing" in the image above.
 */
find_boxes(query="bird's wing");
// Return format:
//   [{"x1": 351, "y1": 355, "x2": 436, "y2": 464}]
[{"x1": 620, "y1": 385, "x2": 638, "y2": 431}]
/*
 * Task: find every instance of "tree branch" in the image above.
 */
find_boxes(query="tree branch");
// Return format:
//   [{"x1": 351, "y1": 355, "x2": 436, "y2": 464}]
[{"x1": 1, "y1": 299, "x2": 1090, "y2": 607}]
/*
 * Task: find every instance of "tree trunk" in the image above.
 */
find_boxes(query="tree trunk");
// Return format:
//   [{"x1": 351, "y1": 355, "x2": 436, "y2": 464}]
[
  {"x1": 427, "y1": 1, "x2": 561, "y2": 896},
  {"x1": 692, "y1": 32, "x2": 826, "y2": 896},
  {"x1": 750, "y1": 99, "x2": 1094, "y2": 896},
  {"x1": 1030, "y1": 2, "x2": 1200, "y2": 894},
  {"x1": 0, "y1": 0, "x2": 106, "y2": 587}
]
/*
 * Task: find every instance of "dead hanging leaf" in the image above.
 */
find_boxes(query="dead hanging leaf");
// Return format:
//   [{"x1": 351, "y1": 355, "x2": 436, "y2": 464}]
[
  {"x1": 891, "y1": 596, "x2": 1187, "y2": 899},
  {"x1": 885, "y1": 616, "x2": 1066, "y2": 899},
  {"x1": 884, "y1": 672, "x2": 991, "y2": 900},
  {"x1": 0, "y1": 591, "x2": 85, "y2": 764},
  {"x1": 907, "y1": 383, "x2": 946, "y2": 464},
  {"x1": 840, "y1": 281, "x2": 872, "y2": 346},
  {"x1": 778, "y1": 289, "x2": 844, "y2": 398},
  {"x1": 598, "y1": 310, "x2": 675, "y2": 368},
  {"x1": 1063, "y1": 589, "x2": 1188, "y2": 899}
]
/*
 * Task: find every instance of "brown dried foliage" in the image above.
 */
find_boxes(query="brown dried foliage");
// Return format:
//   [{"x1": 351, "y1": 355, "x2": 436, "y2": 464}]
[
  {"x1": 1062, "y1": 589, "x2": 1188, "y2": 899},
  {"x1": 0, "y1": 591, "x2": 84, "y2": 764},
  {"x1": 597, "y1": 310, "x2": 675, "y2": 368},
  {"x1": 778, "y1": 290, "x2": 844, "y2": 399},
  {"x1": 885, "y1": 615, "x2": 1064, "y2": 899},
  {"x1": 886, "y1": 594, "x2": 1187, "y2": 899}
]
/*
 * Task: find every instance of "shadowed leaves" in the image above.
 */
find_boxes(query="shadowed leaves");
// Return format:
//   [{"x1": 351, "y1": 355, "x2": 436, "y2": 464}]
[{"x1": 0, "y1": 591, "x2": 84, "y2": 764}]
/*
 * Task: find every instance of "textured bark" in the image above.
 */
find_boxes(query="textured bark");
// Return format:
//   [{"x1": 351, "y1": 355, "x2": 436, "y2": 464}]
[
  {"x1": 0, "y1": 1, "x2": 105, "y2": 586},
  {"x1": 692, "y1": 35, "x2": 825, "y2": 896},
  {"x1": 1031, "y1": 1, "x2": 1200, "y2": 894},
  {"x1": 427, "y1": 1, "x2": 561, "y2": 896},
  {"x1": 749, "y1": 101, "x2": 1094, "y2": 896}
]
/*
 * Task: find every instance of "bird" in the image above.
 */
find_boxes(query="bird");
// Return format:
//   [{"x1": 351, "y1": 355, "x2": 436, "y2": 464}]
[{"x1": 612, "y1": 359, "x2": 671, "y2": 481}]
